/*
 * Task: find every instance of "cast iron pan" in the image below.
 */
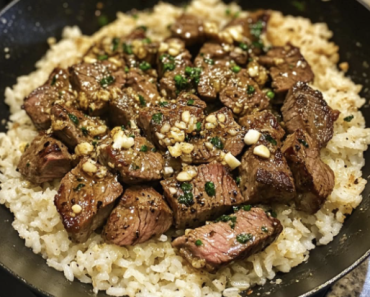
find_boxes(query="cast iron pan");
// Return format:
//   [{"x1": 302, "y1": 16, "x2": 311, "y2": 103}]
[{"x1": 0, "y1": 0, "x2": 369, "y2": 296}]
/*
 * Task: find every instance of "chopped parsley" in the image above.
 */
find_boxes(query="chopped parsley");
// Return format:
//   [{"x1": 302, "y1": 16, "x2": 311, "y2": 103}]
[
  {"x1": 266, "y1": 210, "x2": 277, "y2": 218},
  {"x1": 159, "y1": 101, "x2": 169, "y2": 107},
  {"x1": 140, "y1": 145, "x2": 148, "y2": 152},
  {"x1": 243, "y1": 205, "x2": 252, "y2": 211},
  {"x1": 92, "y1": 141, "x2": 98, "y2": 147},
  {"x1": 178, "y1": 192, "x2": 194, "y2": 206},
  {"x1": 236, "y1": 233, "x2": 253, "y2": 244},
  {"x1": 205, "y1": 181, "x2": 216, "y2": 197},
  {"x1": 174, "y1": 74, "x2": 189, "y2": 91},
  {"x1": 139, "y1": 61, "x2": 151, "y2": 71},
  {"x1": 138, "y1": 95, "x2": 146, "y2": 107},
  {"x1": 239, "y1": 42, "x2": 248, "y2": 51},
  {"x1": 124, "y1": 66, "x2": 130, "y2": 73},
  {"x1": 100, "y1": 75, "x2": 115, "y2": 87},
  {"x1": 210, "y1": 137, "x2": 223, "y2": 150},
  {"x1": 187, "y1": 99, "x2": 194, "y2": 106},
  {"x1": 266, "y1": 91, "x2": 275, "y2": 99},
  {"x1": 26, "y1": 162, "x2": 30, "y2": 167},
  {"x1": 196, "y1": 122, "x2": 202, "y2": 131},
  {"x1": 215, "y1": 214, "x2": 237, "y2": 229},
  {"x1": 261, "y1": 226, "x2": 268, "y2": 233},
  {"x1": 344, "y1": 115, "x2": 354, "y2": 122},
  {"x1": 137, "y1": 25, "x2": 148, "y2": 31},
  {"x1": 151, "y1": 147, "x2": 157, "y2": 152},
  {"x1": 142, "y1": 38, "x2": 151, "y2": 44},
  {"x1": 292, "y1": 0, "x2": 306, "y2": 12},
  {"x1": 51, "y1": 75, "x2": 57, "y2": 86},
  {"x1": 130, "y1": 163, "x2": 140, "y2": 171},
  {"x1": 132, "y1": 14, "x2": 139, "y2": 19},
  {"x1": 160, "y1": 53, "x2": 175, "y2": 62},
  {"x1": 298, "y1": 139, "x2": 309, "y2": 148},
  {"x1": 152, "y1": 113, "x2": 163, "y2": 124},
  {"x1": 204, "y1": 58, "x2": 215, "y2": 65},
  {"x1": 195, "y1": 239, "x2": 203, "y2": 246},
  {"x1": 112, "y1": 37, "x2": 120, "y2": 52},
  {"x1": 247, "y1": 85, "x2": 255, "y2": 95},
  {"x1": 123, "y1": 43, "x2": 133, "y2": 55},
  {"x1": 231, "y1": 65, "x2": 241, "y2": 73},
  {"x1": 129, "y1": 134, "x2": 135, "y2": 138},
  {"x1": 81, "y1": 127, "x2": 88, "y2": 136},
  {"x1": 250, "y1": 20, "x2": 264, "y2": 38},
  {"x1": 235, "y1": 176, "x2": 241, "y2": 185},
  {"x1": 163, "y1": 63, "x2": 176, "y2": 72},
  {"x1": 74, "y1": 183, "x2": 85, "y2": 192},
  {"x1": 68, "y1": 114, "x2": 79, "y2": 125},
  {"x1": 252, "y1": 40, "x2": 264, "y2": 49},
  {"x1": 98, "y1": 15, "x2": 109, "y2": 27},
  {"x1": 181, "y1": 182, "x2": 193, "y2": 192},
  {"x1": 264, "y1": 134, "x2": 277, "y2": 146},
  {"x1": 121, "y1": 125, "x2": 125, "y2": 131},
  {"x1": 185, "y1": 66, "x2": 202, "y2": 85},
  {"x1": 98, "y1": 54, "x2": 108, "y2": 61},
  {"x1": 225, "y1": 8, "x2": 231, "y2": 15}
]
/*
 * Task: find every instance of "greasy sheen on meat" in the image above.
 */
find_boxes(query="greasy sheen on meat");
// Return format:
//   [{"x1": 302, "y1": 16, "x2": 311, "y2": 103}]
[
  {"x1": 18, "y1": 134, "x2": 72, "y2": 184},
  {"x1": 23, "y1": 68, "x2": 76, "y2": 130},
  {"x1": 172, "y1": 207, "x2": 283, "y2": 273},
  {"x1": 259, "y1": 45, "x2": 314, "y2": 94},
  {"x1": 161, "y1": 163, "x2": 244, "y2": 228},
  {"x1": 170, "y1": 14, "x2": 205, "y2": 46},
  {"x1": 98, "y1": 127, "x2": 164, "y2": 184},
  {"x1": 281, "y1": 82, "x2": 340, "y2": 148},
  {"x1": 282, "y1": 129, "x2": 335, "y2": 214},
  {"x1": 54, "y1": 158, "x2": 123, "y2": 243},
  {"x1": 103, "y1": 186, "x2": 172, "y2": 246},
  {"x1": 51, "y1": 104, "x2": 108, "y2": 150}
]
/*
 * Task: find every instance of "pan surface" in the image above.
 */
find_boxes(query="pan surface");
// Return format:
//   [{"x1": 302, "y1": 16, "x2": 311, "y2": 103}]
[{"x1": 0, "y1": 0, "x2": 369, "y2": 296}]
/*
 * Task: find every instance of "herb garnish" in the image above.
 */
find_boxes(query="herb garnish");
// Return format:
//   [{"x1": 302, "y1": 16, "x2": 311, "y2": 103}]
[
  {"x1": 210, "y1": 137, "x2": 223, "y2": 149},
  {"x1": 130, "y1": 163, "x2": 140, "y2": 171},
  {"x1": 112, "y1": 38, "x2": 120, "y2": 51},
  {"x1": 236, "y1": 233, "x2": 253, "y2": 244},
  {"x1": 204, "y1": 58, "x2": 215, "y2": 65},
  {"x1": 178, "y1": 182, "x2": 194, "y2": 206},
  {"x1": 124, "y1": 66, "x2": 130, "y2": 73},
  {"x1": 181, "y1": 182, "x2": 193, "y2": 192},
  {"x1": 205, "y1": 181, "x2": 216, "y2": 197},
  {"x1": 68, "y1": 114, "x2": 79, "y2": 125},
  {"x1": 195, "y1": 240, "x2": 203, "y2": 246},
  {"x1": 74, "y1": 183, "x2": 85, "y2": 192},
  {"x1": 239, "y1": 42, "x2": 248, "y2": 51},
  {"x1": 98, "y1": 15, "x2": 109, "y2": 27},
  {"x1": 174, "y1": 74, "x2": 189, "y2": 91},
  {"x1": 140, "y1": 145, "x2": 148, "y2": 152},
  {"x1": 98, "y1": 55, "x2": 108, "y2": 61},
  {"x1": 261, "y1": 226, "x2": 268, "y2": 233},
  {"x1": 344, "y1": 115, "x2": 354, "y2": 122},
  {"x1": 185, "y1": 66, "x2": 202, "y2": 85},
  {"x1": 81, "y1": 127, "x2": 88, "y2": 136},
  {"x1": 123, "y1": 43, "x2": 133, "y2": 55},
  {"x1": 163, "y1": 63, "x2": 176, "y2": 72},
  {"x1": 196, "y1": 122, "x2": 202, "y2": 131},
  {"x1": 139, "y1": 61, "x2": 151, "y2": 71},
  {"x1": 298, "y1": 139, "x2": 309, "y2": 148},
  {"x1": 264, "y1": 134, "x2": 277, "y2": 146},
  {"x1": 152, "y1": 113, "x2": 163, "y2": 124},
  {"x1": 100, "y1": 75, "x2": 115, "y2": 87},
  {"x1": 142, "y1": 38, "x2": 151, "y2": 44},
  {"x1": 51, "y1": 75, "x2": 57, "y2": 86},
  {"x1": 159, "y1": 101, "x2": 169, "y2": 107},
  {"x1": 247, "y1": 85, "x2": 255, "y2": 95},
  {"x1": 215, "y1": 214, "x2": 237, "y2": 229},
  {"x1": 266, "y1": 210, "x2": 277, "y2": 218},
  {"x1": 250, "y1": 20, "x2": 264, "y2": 38},
  {"x1": 138, "y1": 95, "x2": 146, "y2": 107},
  {"x1": 187, "y1": 99, "x2": 194, "y2": 106},
  {"x1": 235, "y1": 176, "x2": 241, "y2": 185}
]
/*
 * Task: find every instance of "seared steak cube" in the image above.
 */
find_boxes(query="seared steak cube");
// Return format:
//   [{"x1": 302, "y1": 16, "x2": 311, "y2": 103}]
[
  {"x1": 51, "y1": 104, "x2": 108, "y2": 150},
  {"x1": 161, "y1": 163, "x2": 244, "y2": 228},
  {"x1": 69, "y1": 61, "x2": 126, "y2": 116},
  {"x1": 281, "y1": 82, "x2": 340, "y2": 148},
  {"x1": 170, "y1": 14, "x2": 205, "y2": 46},
  {"x1": 103, "y1": 186, "x2": 172, "y2": 246},
  {"x1": 54, "y1": 158, "x2": 123, "y2": 243},
  {"x1": 18, "y1": 134, "x2": 72, "y2": 184},
  {"x1": 239, "y1": 147, "x2": 296, "y2": 204},
  {"x1": 172, "y1": 207, "x2": 283, "y2": 273},
  {"x1": 137, "y1": 92, "x2": 206, "y2": 150},
  {"x1": 259, "y1": 45, "x2": 314, "y2": 94},
  {"x1": 188, "y1": 107, "x2": 245, "y2": 164},
  {"x1": 98, "y1": 127, "x2": 164, "y2": 184},
  {"x1": 282, "y1": 129, "x2": 335, "y2": 213},
  {"x1": 220, "y1": 69, "x2": 270, "y2": 116},
  {"x1": 23, "y1": 68, "x2": 75, "y2": 130}
]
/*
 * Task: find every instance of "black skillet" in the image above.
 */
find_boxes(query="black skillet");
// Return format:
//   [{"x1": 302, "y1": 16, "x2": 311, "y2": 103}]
[{"x1": 0, "y1": 0, "x2": 369, "y2": 296}]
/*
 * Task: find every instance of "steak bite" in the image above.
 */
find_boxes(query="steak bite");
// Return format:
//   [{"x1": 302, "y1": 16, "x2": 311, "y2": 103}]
[
  {"x1": 259, "y1": 45, "x2": 314, "y2": 94},
  {"x1": 137, "y1": 92, "x2": 206, "y2": 150},
  {"x1": 18, "y1": 134, "x2": 72, "y2": 184},
  {"x1": 98, "y1": 127, "x2": 164, "y2": 184},
  {"x1": 282, "y1": 129, "x2": 335, "y2": 214},
  {"x1": 54, "y1": 158, "x2": 123, "y2": 243},
  {"x1": 188, "y1": 107, "x2": 245, "y2": 164},
  {"x1": 172, "y1": 207, "x2": 283, "y2": 273},
  {"x1": 239, "y1": 148, "x2": 296, "y2": 204},
  {"x1": 161, "y1": 163, "x2": 244, "y2": 229},
  {"x1": 220, "y1": 69, "x2": 270, "y2": 116},
  {"x1": 103, "y1": 186, "x2": 173, "y2": 246},
  {"x1": 69, "y1": 61, "x2": 126, "y2": 116},
  {"x1": 51, "y1": 104, "x2": 108, "y2": 150},
  {"x1": 281, "y1": 82, "x2": 340, "y2": 148},
  {"x1": 170, "y1": 14, "x2": 205, "y2": 46},
  {"x1": 23, "y1": 68, "x2": 75, "y2": 130}
]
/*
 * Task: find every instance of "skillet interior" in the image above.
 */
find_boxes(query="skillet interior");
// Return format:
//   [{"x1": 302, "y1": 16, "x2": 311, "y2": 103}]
[{"x1": 0, "y1": 0, "x2": 369, "y2": 296}]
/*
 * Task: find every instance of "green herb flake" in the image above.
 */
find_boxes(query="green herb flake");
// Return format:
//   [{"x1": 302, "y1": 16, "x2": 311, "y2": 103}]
[
  {"x1": 98, "y1": 15, "x2": 109, "y2": 27},
  {"x1": 233, "y1": 206, "x2": 240, "y2": 213},
  {"x1": 81, "y1": 127, "x2": 88, "y2": 136},
  {"x1": 266, "y1": 210, "x2": 277, "y2": 218},
  {"x1": 239, "y1": 42, "x2": 248, "y2": 51},
  {"x1": 185, "y1": 66, "x2": 202, "y2": 85},
  {"x1": 138, "y1": 95, "x2": 147, "y2": 107},
  {"x1": 215, "y1": 214, "x2": 237, "y2": 229},
  {"x1": 132, "y1": 14, "x2": 139, "y2": 19},
  {"x1": 68, "y1": 113, "x2": 79, "y2": 125},
  {"x1": 151, "y1": 147, "x2": 157, "y2": 152},
  {"x1": 243, "y1": 205, "x2": 252, "y2": 211},
  {"x1": 123, "y1": 43, "x2": 133, "y2": 55},
  {"x1": 225, "y1": 8, "x2": 231, "y2": 16},
  {"x1": 264, "y1": 134, "x2": 277, "y2": 146},
  {"x1": 247, "y1": 85, "x2": 255, "y2": 95},
  {"x1": 204, "y1": 58, "x2": 215, "y2": 65},
  {"x1": 210, "y1": 137, "x2": 223, "y2": 150},
  {"x1": 344, "y1": 115, "x2": 354, "y2": 122},
  {"x1": 130, "y1": 163, "x2": 140, "y2": 171},
  {"x1": 51, "y1": 75, "x2": 57, "y2": 86},
  {"x1": 142, "y1": 38, "x2": 151, "y2": 44},
  {"x1": 129, "y1": 134, "x2": 135, "y2": 138},
  {"x1": 231, "y1": 65, "x2": 241, "y2": 73},
  {"x1": 74, "y1": 183, "x2": 85, "y2": 192},
  {"x1": 252, "y1": 40, "x2": 264, "y2": 49},
  {"x1": 261, "y1": 226, "x2": 268, "y2": 233},
  {"x1": 266, "y1": 90, "x2": 275, "y2": 100},
  {"x1": 205, "y1": 181, "x2": 216, "y2": 197},
  {"x1": 163, "y1": 63, "x2": 176, "y2": 72},
  {"x1": 292, "y1": 0, "x2": 306, "y2": 12},
  {"x1": 174, "y1": 74, "x2": 189, "y2": 90},
  {"x1": 159, "y1": 101, "x2": 169, "y2": 107},
  {"x1": 98, "y1": 54, "x2": 108, "y2": 61},
  {"x1": 181, "y1": 182, "x2": 193, "y2": 192},
  {"x1": 152, "y1": 113, "x2": 163, "y2": 124},
  {"x1": 160, "y1": 54, "x2": 175, "y2": 62},
  {"x1": 250, "y1": 20, "x2": 264, "y2": 38},
  {"x1": 92, "y1": 141, "x2": 98, "y2": 147},
  {"x1": 26, "y1": 162, "x2": 30, "y2": 167},
  {"x1": 137, "y1": 25, "x2": 148, "y2": 31},
  {"x1": 121, "y1": 125, "x2": 125, "y2": 131},
  {"x1": 112, "y1": 37, "x2": 120, "y2": 52},
  {"x1": 298, "y1": 139, "x2": 309, "y2": 148},
  {"x1": 100, "y1": 75, "x2": 115, "y2": 87},
  {"x1": 236, "y1": 176, "x2": 241, "y2": 185},
  {"x1": 139, "y1": 61, "x2": 151, "y2": 71},
  {"x1": 124, "y1": 66, "x2": 130, "y2": 73},
  {"x1": 178, "y1": 192, "x2": 194, "y2": 206},
  {"x1": 233, "y1": 11, "x2": 240, "y2": 18},
  {"x1": 195, "y1": 239, "x2": 203, "y2": 246},
  {"x1": 196, "y1": 122, "x2": 202, "y2": 131},
  {"x1": 236, "y1": 233, "x2": 253, "y2": 244},
  {"x1": 140, "y1": 145, "x2": 148, "y2": 152},
  {"x1": 187, "y1": 99, "x2": 194, "y2": 106},
  {"x1": 25, "y1": 143, "x2": 30, "y2": 150}
]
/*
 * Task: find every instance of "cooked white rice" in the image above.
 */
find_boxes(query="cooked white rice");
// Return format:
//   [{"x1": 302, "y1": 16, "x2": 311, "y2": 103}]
[{"x1": 1, "y1": 0, "x2": 369, "y2": 296}]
